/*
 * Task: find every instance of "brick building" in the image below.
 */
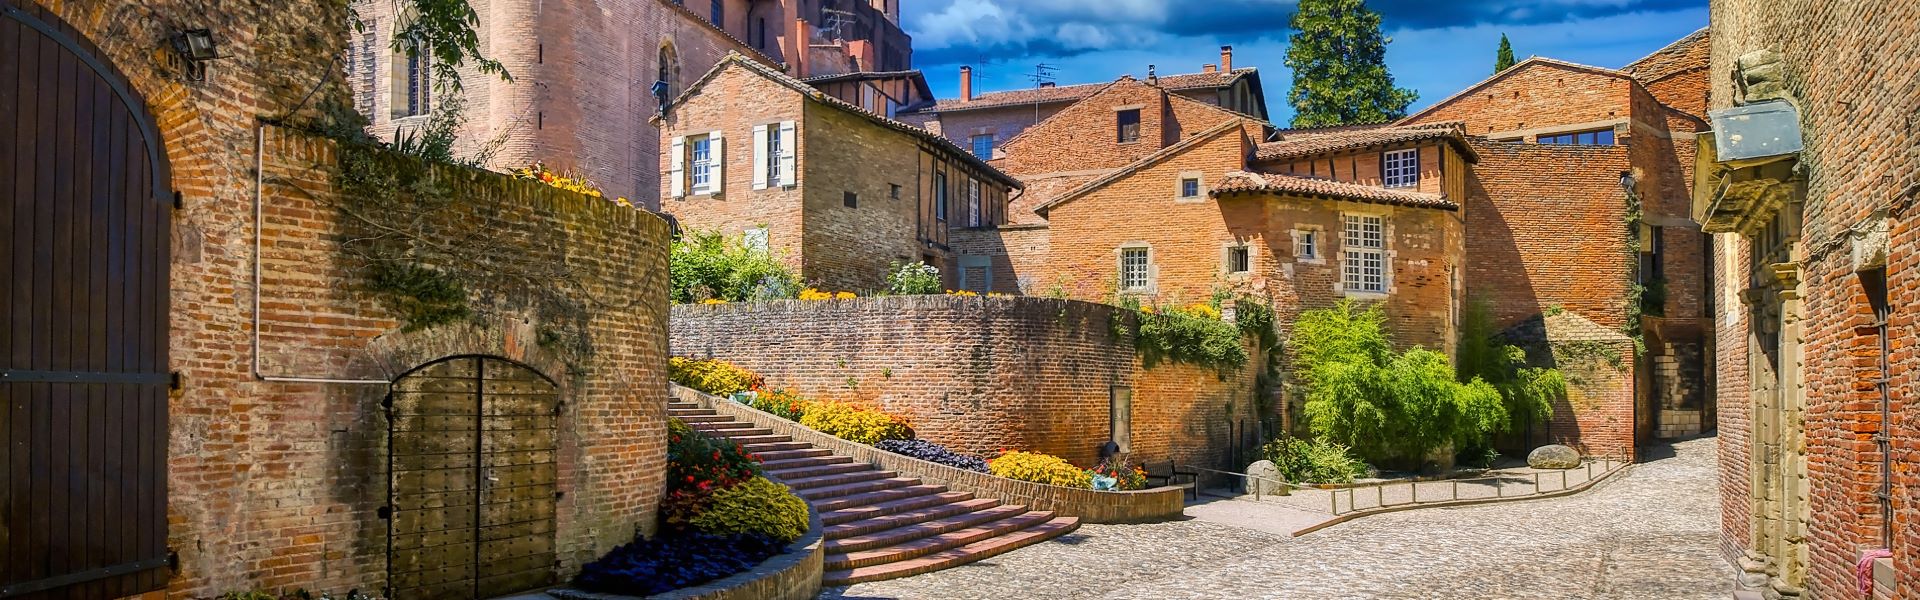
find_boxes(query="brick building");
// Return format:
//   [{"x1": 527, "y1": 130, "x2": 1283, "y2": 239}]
[
  {"x1": 346, "y1": 0, "x2": 914, "y2": 210},
  {"x1": 1697, "y1": 1, "x2": 1918, "y2": 597},
  {"x1": 658, "y1": 53, "x2": 1021, "y2": 292},
  {"x1": 897, "y1": 47, "x2": 1269, "y2": 163},
  {"x1": 2, "y1": 1, "x2": 673, "y2": 598}
]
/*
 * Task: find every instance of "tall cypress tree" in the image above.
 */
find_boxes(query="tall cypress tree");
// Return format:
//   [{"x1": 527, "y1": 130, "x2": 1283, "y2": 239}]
[
  {"x1": 1285, "y1": 0, "x2": 1417, "y2": 128},
  {"x1": 1495, "y1": 33, "x2": 1517, "y2": 73}
]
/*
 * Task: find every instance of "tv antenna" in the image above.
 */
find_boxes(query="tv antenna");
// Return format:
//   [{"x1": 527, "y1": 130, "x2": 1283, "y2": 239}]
[
  {"x1": 822, "y1": 9, "x2": 855, "y2": 41},
  {"x1": 1026, "y1": 63, "x2": 1057, "y2": 122}
]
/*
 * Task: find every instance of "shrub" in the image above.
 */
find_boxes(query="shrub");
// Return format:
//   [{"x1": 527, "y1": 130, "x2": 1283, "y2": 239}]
[
  {"x1": 1456, "y1": 300, "x2": 1565, "y2": 434},
  {"x1": 875, "y1": 439, "x2": 989, "y2": 473},
  {"x1": 799, "y1": 401, "x2": 913, "y2": 444},
  {"x1": 990, "y1": 451, "x2": 1092, "y2": 488},
  {"x1": 1262, "y1": 437, "x2": 1370, "y2": 484},
  {"x1": 670, "y1": 229, "x2": 798, "y2": 303},
  {"x1": 669, "y1": 356, "x2": 762, "y2": 397},
  {"x1": 573, "y1": 530, "x2": 787, "y2": 596},
  {"x1": 690, "y1": 476, "x2": 810, "y2": 542},
  {"x1": 750, "y1": 388, "x2": 810, "y2": 421},
  {"x1": 1291, "y1": 300, "x2": 1509, "y2": 467},
  {"x1": 1133, "y1": 310, "x2": 1247, "y2": 372},
  {"x1": 886, "y1": 261, "x2": 943, "y2": 295},
  {"x1": 1090, "y1": 457, "x2": 1148, "y2": 491},
  {"x1": 662, "y1": 419, "x2": 761, "y2": 530}
]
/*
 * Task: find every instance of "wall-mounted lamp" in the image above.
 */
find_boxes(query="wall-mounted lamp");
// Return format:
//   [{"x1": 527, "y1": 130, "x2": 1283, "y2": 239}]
[
  {"x1": 1618, "y1": 171, "x2": 1637, "y2": 195},
  {"x1": 170, "y1": 28, "x2": 222, "y2": 81}
]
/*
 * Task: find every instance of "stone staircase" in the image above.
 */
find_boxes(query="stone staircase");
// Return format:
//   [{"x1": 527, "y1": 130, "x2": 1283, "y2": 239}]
[{"x1": 668, "y1": 400, "x2": 1080, "y2": 586}]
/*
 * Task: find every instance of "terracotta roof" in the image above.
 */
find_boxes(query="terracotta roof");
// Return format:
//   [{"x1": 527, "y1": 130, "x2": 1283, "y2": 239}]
[
  {"x1": 1255, "y1": 122, "x2": 1479, "y2": 163},
  {"x1": 1621, "y1": 28, "x2": 1711, "y2": 83},
  {"x1": 1211, "y1": 171, "x2": 1458, "y2": 210},
  {"x1": 1032, "y1": 119, "x2": 1248, "y2": 216},
  {"x1": 904, "y1": 68, "x2": 1254, "y2": 114},
  {"x1": 665, "y1": 53, "x2": 1023, "y2": 190}
]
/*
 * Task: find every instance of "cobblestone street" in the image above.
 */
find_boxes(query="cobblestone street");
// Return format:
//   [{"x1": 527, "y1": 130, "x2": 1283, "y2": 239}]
[{"x1": 824, "y1": 437, "x2": 1731, "y2": 599}]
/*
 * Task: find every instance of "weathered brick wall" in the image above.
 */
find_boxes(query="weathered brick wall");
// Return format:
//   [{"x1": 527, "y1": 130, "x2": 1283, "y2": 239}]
[
  {"x1": 1256, "y1": 140, "x2": 1452, "y2": 197},
  {"x1": 908, "y1": 103, "x2": 1072, "y2": 150},
  {"x1": 799, "y1": 101, "x2": 933, "y2": 290},
  {"x1": 658, "y1": 62, "x2": 809, "y2": 271},
  {"x1": 995, "y1": 79, "x2": 1180, "y2": 178},
  {"x1": 1463, "y1": 141, "x2": 1635, "y2": 330},
  {"x1": 1709, "y1": 1, "x2": 1920, "y2": 597},
  {"x1": 669, "y1": 297, "x2": 1259, "y2": 469},
  {"x1": 15, "y1": 3, "x2": 673, "y2": 595},
  {"x1": 351, "y1": 0, "x2": 768, "y2": 210},
  {"x1": 949, "y1": 223, "x2": 1052, "y2": 295},
  {"x1": 1714, "y1": 234, "x2": 1753, "y2": 561},
  {"x1": 1409, "y1": 62, "x2": 1634, "y2": 138}
]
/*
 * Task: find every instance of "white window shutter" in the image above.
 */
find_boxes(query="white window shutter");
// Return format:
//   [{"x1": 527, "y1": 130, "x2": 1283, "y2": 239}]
[
  {"x1": 708, "y1": 130, "x2": 724, "y2": 194},
  {"x1": 752, "y1": 124, "x2": 769, "y2": 190},
  {"x1": 669, "y1": 135, "x2": 686, "y2": 198},
  {"x1": 778, "y1": 120, "x2": 797, "y2": 187}
]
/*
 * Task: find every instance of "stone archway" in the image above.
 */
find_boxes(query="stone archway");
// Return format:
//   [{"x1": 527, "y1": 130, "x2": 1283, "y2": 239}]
[{"x1": 388, "y1": 356, "x2": 560, "y2": 600}]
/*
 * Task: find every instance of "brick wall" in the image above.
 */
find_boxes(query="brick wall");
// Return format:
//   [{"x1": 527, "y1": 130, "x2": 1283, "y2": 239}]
[
  {"x1": 950, "y1": 224, "x2": 1052, "y2": 294},
  {"x1": 1409, "y1": 61, "x2": 1634, "y2": 139},
  {"x1": 659, "y1": 62, "x2": 810, "y2": 272},
  {"x1": 350, "y1": 0, "x2": 769, "y2": 210},
  {"x1": 1463, "y1": 141, "x2": 1635, "y2": 330},
  {"x1": 9, "y1": 4, "x2": 673, "y2": 594},
  {"x1": 1709, "y1": 0, "x2": 1920, "y2": 597},
  {"x1": 799, "y1": 101, "x2": 934, "y2": 290},
  {"x1": 1715, "y1": 233, "x2": 1754, "y2": 561},
  {"x1": 669, "y1": 297, "x2": 1260, "y2": 469}
]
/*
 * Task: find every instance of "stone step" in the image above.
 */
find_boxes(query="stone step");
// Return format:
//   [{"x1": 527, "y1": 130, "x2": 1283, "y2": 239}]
[
  {"x1": 823, "y1": 510, "x2": 1056, "y2": 570},
  {"x1": 767, "y1": 461, "x2": 871, "y2": 480},
  {"x1": 757, "y1": 455, "x2": 855, "y2": 471},
  {"x1": 719, "y1": 433, "x2": 793, "y2": 445},
  {"x1": 820, "y1": 491, "x2": 975, "y2": 526},
  {"x1": 822, "y1": 517, "x2": 1080, "y2": 586},
  {"x1": 825, "y1": 503, "x2": 1025, "y2": 553},
  {"x1": 780, "y1": 469, "x2": 895, "y2": 491},
  {"x1": 673, "y1": 414, "x2": 727, "y2": 423},
  {"x1": 796, "y1": 477, "x2": 920, "y2": 501},
  {"x1": 666, "y1": 401, "x2": 701, "y2": 410},
  {"x1": 742, "y1": 441, "x2": 811, "y2": 453},
  {"x1": 824, "y1": 497, "x2": 1001, "y2": 540},
  {"x1": 750, "y1": 448, "x2": 834, "y2": 462},
  {"x1": 811, "y1": 484, "x2": 948, "y2": 513},
  {"x1": 687, "y1": 422, "x2": 761, "y2": 433}
]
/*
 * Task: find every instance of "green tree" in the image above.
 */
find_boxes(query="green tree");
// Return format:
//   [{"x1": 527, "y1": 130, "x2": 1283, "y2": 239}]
[
  {"x1": 1495, "y1": 33, "x2": 1517, "y2": 73},
  {"x1": 1284, "y1": 0, "x2": 1418, "y2": 127}
]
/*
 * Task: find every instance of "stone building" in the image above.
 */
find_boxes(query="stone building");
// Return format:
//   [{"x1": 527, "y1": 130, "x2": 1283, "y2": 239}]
[
  {"x1": 1, "y1": 1, "x2": 673, "y2": 598},
  {"x1": 896, "y1": 47, "x2": 1270, "y2": 162},
  {"x1": 346, "y1": 0, "x2": 913, "y2": 210},
  {"x1": 1698, "y1": 1, "x2": 1917, "y2": 598},
  {"x1": 658, "y1": 53, "x2": 1021, "y2": 292}
]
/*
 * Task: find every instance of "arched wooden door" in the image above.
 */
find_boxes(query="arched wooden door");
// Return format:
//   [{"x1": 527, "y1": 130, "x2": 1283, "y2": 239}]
[
  {"x1": 1, "y1": 2, "x2": 173, "y2": 599},
  {"x1": 388, "y1": 356, "x2": 559, "y2": 600}
]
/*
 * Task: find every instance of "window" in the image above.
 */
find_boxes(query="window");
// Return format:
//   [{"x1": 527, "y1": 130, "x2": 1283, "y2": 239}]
[
  {"x1": 656, "y1": 44, "x2": 677, "y2": 101},
  {"x1": 689, "y1": 135, "x2": 713, "y2": 191},
  {"x1": 765, "y1": 125, "x2": 784, "y2": 184},
  {"x1": 1119, "y1": 246, "x2": 1151, "y2": 291},
  {"x1": 934, "y1": 172, "x2": 948, "y2": 221},
  {"x1": 971, "y1": 134, "x2": 994, "y2": 159},
  {"x1": 1343, "y1": 215, "x2": 1387, "y2": 293},
  {"x1": 1295, "y1": 229, "x2": 1319, "y2": 260},
  {"x1": 394, "y1": 35, "x2": 434, "y2": 118},
  {"x1": 1110, "y1": 386, "x2": 1133, "y2": 454},
  {"x1": 890, "y1": 183, "x2": 902, "y2": 200},
  {"x1": 1538, "y1": 129, "x2": 1616, "y2": 145},
  {"x1": 756, "y1": 18, "x2": 768, "y2": 50},
  {"x1": 1117, "y1": 109, "x2": 1141, "y2": 143},
  {"x1": 743, "y1": 227, "x2": 769, "y2": 253},
  {"x1": 967, "y1": 179, "x2": 982, "y2": 227},
  {"x1": 1226, "y1": 244, "x2": 1250, "y2": 274},
  {"x1": 844, "y1": 191, "x2": 858, "y2": 208},
  {"x1": 1180, "y1": 177, "x2": 1201, "y2": 199},
  {"x1": 1382, "y1": 148, "x2": 1418, "y2": 188},
  {"x1": 710, "y1": 0, "x2": 723, "y2": 26}
]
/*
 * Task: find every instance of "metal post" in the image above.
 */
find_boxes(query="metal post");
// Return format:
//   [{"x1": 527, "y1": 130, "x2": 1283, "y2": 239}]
[
  {"x1": 1534, "y1": 472, "x2": 1541, "y2": 494},
  {"x1": 1561, "y1": 470, "x2": 1568, "y2": 491},
  {"x1": 1452, "y1": 480, "x2": 1459, "y2": 501},
  {"x1": 1330, "y1": 488, "x2": 1338, "y2": 514},
  {"x1": 1376, "y1": 483, "x2": 1383, "y2": 509}
]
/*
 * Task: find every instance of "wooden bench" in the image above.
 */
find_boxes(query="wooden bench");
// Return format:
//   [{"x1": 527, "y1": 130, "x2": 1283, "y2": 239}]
[{"x1": 1143, "y1": 461, "x2": 1199, "y2": 500}]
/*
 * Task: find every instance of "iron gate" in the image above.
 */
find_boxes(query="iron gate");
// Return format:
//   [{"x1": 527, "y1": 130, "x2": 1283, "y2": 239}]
[{"x1": 388, "y1": 356, "x2": 559, "y2": 600}]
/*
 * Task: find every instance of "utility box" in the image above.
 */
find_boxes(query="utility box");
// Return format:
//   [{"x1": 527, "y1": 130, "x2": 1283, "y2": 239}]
[{"x1": 1710, "y1": 100, "x2": 1804, "y2": 166}]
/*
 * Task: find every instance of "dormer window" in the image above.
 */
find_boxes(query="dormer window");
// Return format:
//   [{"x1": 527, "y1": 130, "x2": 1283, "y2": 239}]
[{"x1": 1382, "y1": 148, "x2": 1419, "y2": 188}]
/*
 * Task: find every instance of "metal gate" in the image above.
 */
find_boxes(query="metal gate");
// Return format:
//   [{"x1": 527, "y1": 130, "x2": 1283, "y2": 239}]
[
  {"x1": 388, "y1": 356, "x2": 559, "y2": 600},
  {"x1": 1, "y1": 2, "x2": 174, "y2": 598}
]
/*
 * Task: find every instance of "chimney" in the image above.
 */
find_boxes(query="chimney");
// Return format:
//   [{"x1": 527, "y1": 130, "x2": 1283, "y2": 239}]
[
  {"x1": 791, "y1": 18, "x2": 809, "y2": 77},
  {"x1": 1147, "y1": 64, "x2": 1157, "y2": 85},
  {"x1": 1221, "y1": 45, "x2": 1234, "y2": 71},
  {"x1": 1203, "y1": 64, "x2": 1217, "y2": 73},
  {"x1": 960, "y1": 66, "x2": 973, "y2": 101}
]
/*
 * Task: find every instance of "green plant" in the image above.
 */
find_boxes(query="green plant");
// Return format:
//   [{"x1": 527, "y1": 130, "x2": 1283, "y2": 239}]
[
  {"x1": 990, "y1": 451, "x2": 1093, "y2": 488},
  {"x1": 689, "y1": 476, "x2": 810, "y2": 542},
  {"x1": 671, "y1": 229, "x2": 799, "y2": 303},
  {"x1": 1640, "y1": 277, "x2": 1668, "y2": 317},
  {"x1": 1291, "y1": 300, "x2": 1509, "y2": 466},
  {"x1": 669, "y1": 357, "x2": 763, "y2": 396},
  {"x1": 662, "y1": 419, "x2": 762, "y2": 530},
  {"x1": 750, "y1": 389, "x2": 810, "y2": 421},
  {"x1": 1262, "y1": 437, "x2": 1370, "y2": 484},
  {"x1": 1234, "y1": 297, "x2": 1279, "y2": 349},
  {"x1": 1135, "y1": 309, "x2": 1247, "y2": 372},
  {"x1": 886, "y1": 261, "x2": 943, "y2": 295},
  {"x1": 799, "y1": 401, "x2": 913, "y2": 444},
  {"x1": 1090, "y1": 457, "x2": 1148, "y2": 491},
  {"x1": 366, "y1": 261, "x2": 470, "y2": 331},
  {"x1": 1456, "y1": 300, "x2": 1565, "y2": 434}
]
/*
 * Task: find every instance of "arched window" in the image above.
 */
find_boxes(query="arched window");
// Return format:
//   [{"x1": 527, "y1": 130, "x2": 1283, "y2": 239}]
[{"x1": 655, "y1": 43, "x2": 679, "y2": 111}]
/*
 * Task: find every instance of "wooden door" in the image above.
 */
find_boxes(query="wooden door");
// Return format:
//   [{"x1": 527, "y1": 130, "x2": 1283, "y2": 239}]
[
  {"x1": 388, "y1": 357, "x2": 558, "y2": 600},
  {"x1": 1, "y1": 2, "x2": 173, "y2": 598}
]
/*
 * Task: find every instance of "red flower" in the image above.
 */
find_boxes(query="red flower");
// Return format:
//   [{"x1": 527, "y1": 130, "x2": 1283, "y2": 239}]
[{"x1": 685, "y1": 475, "x2": 695, "y2": 483}]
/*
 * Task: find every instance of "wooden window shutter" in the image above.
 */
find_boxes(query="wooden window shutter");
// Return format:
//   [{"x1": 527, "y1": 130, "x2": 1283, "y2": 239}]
[
  {"x1": 707, "y1": 130, "x2": 724, "y2": 194},
  {"x1": 778, "y1": 121, "x2": 797, "y2": 187}
]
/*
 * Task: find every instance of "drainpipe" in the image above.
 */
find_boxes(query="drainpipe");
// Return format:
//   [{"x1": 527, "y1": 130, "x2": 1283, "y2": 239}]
[{"x1": 253, "y1": 122, "x2": 390, "y2": 385}]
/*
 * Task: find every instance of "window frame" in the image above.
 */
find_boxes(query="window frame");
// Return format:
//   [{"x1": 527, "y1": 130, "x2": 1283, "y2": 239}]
[
  {"x1": 689, "y1": 134, "x2": 714, "y2": 192},
  {"x1": 934, "y1": 171, "x2": 949, "y2": 221},
  {"x1": 1294, "y1": 228, "x2": 1321, "y2": 262},
  {"x1": 1116, "y1": 108, "x2": 1142, "y2": 144},
  {"x1": 1381, "y1": 148, "x2": 1419, "y2": 188},
  {"x1": 970, "y1": 134, "x2": 994, "y2": 159},
  {"x1": 1224, "y1": 243, "x2": 1251, "y2": 276},
  {"x1": 1538, "y1": 128, "x2": 1616, "y2": 146},
  {"x1": 1118, "y1": 244, "x2": 1152, "y2": 292},
  {"x1": 1342, "y1": 214, "x2": 1389, "y2": 295},
  {"x1": 967, "y1": 178, "x2": 982, "y2": 227},
  {"x1": 764, "y1": 124, "x2": 785, "y2": 186}
]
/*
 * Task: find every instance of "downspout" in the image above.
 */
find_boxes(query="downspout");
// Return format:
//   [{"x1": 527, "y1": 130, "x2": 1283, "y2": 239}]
[{"x1": 253, "y1": 122, "x2": 390, "y2": 384}]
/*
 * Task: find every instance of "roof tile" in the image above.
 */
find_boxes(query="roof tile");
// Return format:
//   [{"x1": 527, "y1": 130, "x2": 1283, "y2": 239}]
[
  {"x1": 1255, "y1": 122, "x2": 1479, "y2": 163},
  {"x1": 1212, "y1": 171, "x2": 1458, "y2": 210},
  {"x1": 906, "y1": 68, "x2": 1252, "y2": 113}
]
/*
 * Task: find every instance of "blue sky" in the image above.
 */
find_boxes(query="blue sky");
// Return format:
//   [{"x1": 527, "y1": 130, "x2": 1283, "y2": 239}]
[{"x1": 900, "y1": 1, "x2": 1708, "y2": 124}]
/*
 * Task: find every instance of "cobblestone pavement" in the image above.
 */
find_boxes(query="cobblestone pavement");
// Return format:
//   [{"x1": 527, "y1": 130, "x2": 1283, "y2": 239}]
[{"x1": 822, "y1": 437, "x2": 1731, "y2": 600}]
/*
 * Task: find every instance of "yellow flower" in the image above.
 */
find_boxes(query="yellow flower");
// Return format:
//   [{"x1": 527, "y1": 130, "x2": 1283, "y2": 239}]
[
  {"x1": 834, "y1": 291, "x2": 857, "y2": 300},
  {"x1": 700, "y1": 298, "x2": 728, "y2": 305},
  {"x1": 798, "y1": 288, "x2": 832, "y2": 301},
  {"x1": 946, "y1": 289, "x2": 978, "y2": 297}
]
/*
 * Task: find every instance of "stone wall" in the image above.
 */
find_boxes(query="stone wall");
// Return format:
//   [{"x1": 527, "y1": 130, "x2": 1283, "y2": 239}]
[
  {"x1": 3, "y1": 4, "x2": 673, "y2": 594},
  {"x1": 669, "y1": 296, "x2": 1259, "y2": 469},
  {"x1": 1708, "y1": 0, "x2": 1920, "y2": 597}
]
